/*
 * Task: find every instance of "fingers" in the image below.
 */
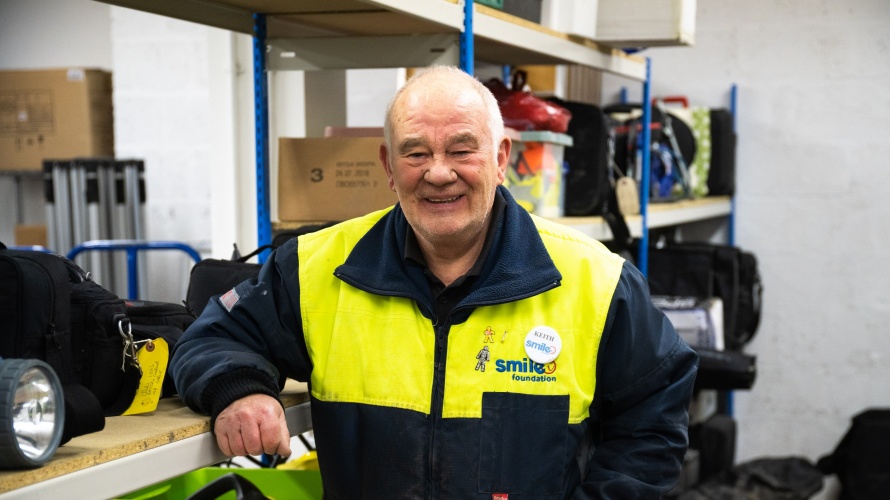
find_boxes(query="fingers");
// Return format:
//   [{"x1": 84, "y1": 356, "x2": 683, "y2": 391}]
[
  {"x1": 257, "y1": 412, "x2": 292, "y2": 458},
  {"x1": 213, "y1": 394, "x2": 291, "y2": 458}
]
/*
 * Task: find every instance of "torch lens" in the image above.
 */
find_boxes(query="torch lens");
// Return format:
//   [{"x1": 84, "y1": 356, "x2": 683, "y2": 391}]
[{"x1": 13, "y1": 366, "x2": 59, "y2": 460}]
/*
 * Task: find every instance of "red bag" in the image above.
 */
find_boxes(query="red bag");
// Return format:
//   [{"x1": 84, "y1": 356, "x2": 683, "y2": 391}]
[{"x1": 484, "y1": 70, "x2": 571, "y2": 133}]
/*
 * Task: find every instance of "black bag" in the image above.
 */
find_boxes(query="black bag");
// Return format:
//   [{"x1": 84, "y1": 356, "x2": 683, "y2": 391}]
[
  {"x1": 694, "y1": 348, "x2": 757, "y2": 391},
  {"x1": 681, "y1": 456, "x2": 824, "y2": 500},
  {"x1": 0, "y1": 242, "x2": 141, "y2": 443},
  {"x1": 690, "y1": 414, "x2": 737, "y2": 483},
  {"x1": 185, "y1": 242, "x2": 279, "y2": 318},
  {"x1": 186, "y1": 259, "x2": 262, "y2": 318},
  {"x1": 707, "y1": 108, "x2": 736, "y2": 196},
  {"x1": 817, "y1": 408, "x2": 890, "y2": 500},
  {"x1": 125, "y1": 299, "x2": 196, "y2": 397},
  {"x1": 647, "y1": 242, "x2": 762, "y2": 351},
  {"x1": 547, "y1": 98, "x2": 611, "y2": 216}
]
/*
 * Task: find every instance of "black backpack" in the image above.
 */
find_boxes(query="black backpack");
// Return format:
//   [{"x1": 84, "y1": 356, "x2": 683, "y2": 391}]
[
  {"x1": 818, "y1": 408, "x2": 890, "y2": 500},
  {"x1": 646, "y1": 241, "x2": 763, "y2": 351},
  {"x1": 0, "y1": 242, "x2": 141, "y2": 443},
  {"x1": 548, "y1": 98, "x2": 611, "y2": 216}
]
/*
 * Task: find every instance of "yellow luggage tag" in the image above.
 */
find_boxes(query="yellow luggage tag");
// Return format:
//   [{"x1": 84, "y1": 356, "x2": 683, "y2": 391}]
[{"x1": 122, "y1": 338, "x2": 169, "y2": 415}]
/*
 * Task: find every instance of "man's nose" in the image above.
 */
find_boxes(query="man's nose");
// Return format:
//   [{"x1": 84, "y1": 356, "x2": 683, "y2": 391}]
[{"x1": 424, "y1": 156, "x2": 456, "y2": 184}]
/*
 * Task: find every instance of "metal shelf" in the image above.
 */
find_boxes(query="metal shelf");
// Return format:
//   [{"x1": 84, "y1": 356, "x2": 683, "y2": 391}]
[
  {"x1": 553, "y1": 196, "x2": 733, "y2": 241},
  {"x1": 98, "y1": 0, "x2": 646, "y2": 80},
  {"x1": 0, "y1": 381, "x2": 310, "y2": 499}
]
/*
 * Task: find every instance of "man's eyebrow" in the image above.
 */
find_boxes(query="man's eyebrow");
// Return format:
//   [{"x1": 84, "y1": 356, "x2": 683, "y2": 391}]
[
  {"x1": 447, "y1": 132, "x2": 480, "y2": 148},
  {"x1": 397, "y1": 137, "x2": 427, "y2": 154}
]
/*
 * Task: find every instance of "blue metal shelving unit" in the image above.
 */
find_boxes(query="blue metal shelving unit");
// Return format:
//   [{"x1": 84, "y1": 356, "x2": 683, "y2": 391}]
[{"x1": 247, "y1": 2, "x2": 653, "y2": 266}]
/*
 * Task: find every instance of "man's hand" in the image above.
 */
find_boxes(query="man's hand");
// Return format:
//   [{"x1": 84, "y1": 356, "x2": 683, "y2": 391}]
[{"x1": 213, "y1": 394, "x2": 292, "y2": 458}]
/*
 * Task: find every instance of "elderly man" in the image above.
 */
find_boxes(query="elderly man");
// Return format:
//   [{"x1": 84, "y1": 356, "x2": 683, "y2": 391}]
[{"x1": 171, "y1": 65, "x2": 697, "y2": 498}]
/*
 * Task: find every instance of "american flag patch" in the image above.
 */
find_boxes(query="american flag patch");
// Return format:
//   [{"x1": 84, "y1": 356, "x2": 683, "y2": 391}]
[
  {"x1": 220, "y1": 288, "x2": 240, "y2": 312},
  {"x1": 492, "y1": 495, "x2": 508, "y2": 500}
]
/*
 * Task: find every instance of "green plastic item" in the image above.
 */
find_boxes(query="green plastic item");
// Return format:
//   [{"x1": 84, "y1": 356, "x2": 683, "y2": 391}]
[
  {"x1": 476, "y1": 0, "x2": 504, "y2": 9},
  {"x1": 117, "y1": 467, "x2": 323, "y2": 500}
]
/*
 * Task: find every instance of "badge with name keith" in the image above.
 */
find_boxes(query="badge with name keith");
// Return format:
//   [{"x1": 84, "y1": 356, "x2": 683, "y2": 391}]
[{"x1": 524, "y1": 326, "x2": 561, "y2": 364}]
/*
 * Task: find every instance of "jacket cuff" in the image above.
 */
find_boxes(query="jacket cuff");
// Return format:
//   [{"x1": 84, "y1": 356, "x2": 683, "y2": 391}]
[{"x1": 202, "y1": 367, "x2": 282, "y2": 429}]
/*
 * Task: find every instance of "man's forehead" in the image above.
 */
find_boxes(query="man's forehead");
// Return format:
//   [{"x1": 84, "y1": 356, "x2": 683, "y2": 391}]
[{"x1": 401, "y1": 81, "x2": 481, "y2": 108}]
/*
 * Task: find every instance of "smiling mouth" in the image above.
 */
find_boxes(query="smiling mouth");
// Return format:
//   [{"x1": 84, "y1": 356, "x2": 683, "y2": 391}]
[{"x1": 426, "y1": 195, "x2": 462, "y2": 203}]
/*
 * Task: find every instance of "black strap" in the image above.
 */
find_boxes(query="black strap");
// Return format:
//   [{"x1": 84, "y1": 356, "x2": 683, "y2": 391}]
[
  {"x1": 236, "y1": 244, "x2": 275, "y2": 263},
  {"x1": 104, "y1": 364, "x2": 142, "y2": 416},
  {"x1": 602, "y1": 187, "x2": 636, "y2": 263},
  {"x1": 61, "y1": 383, "x2": 106, "y2": 444}
]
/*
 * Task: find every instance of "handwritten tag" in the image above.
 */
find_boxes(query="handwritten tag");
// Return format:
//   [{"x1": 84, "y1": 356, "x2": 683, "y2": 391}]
[{"x1": 123, "y1": 338, "x2": 169, "y2": 415}]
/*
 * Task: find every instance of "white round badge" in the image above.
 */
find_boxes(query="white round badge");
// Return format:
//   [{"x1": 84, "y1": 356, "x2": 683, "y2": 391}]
[{"x1": 524, "y1": 326, "x2": 561, "y2": 364}]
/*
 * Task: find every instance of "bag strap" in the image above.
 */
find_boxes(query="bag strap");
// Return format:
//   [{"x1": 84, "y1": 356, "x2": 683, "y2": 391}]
[
  {"x1": 603, "y1": 187, "x2": 635, "y2": 263},
  {"x1": 60, "y1": 383, "x2": 106, "y2": 444},
  {"x1": 235, "y1": 244, "x2": 275, "y2": 263}
]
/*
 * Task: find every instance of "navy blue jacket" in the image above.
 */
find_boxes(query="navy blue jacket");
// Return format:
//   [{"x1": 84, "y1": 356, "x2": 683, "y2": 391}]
[{"x1": 171, "y1": 187, "x2": 698, "y2": 499}]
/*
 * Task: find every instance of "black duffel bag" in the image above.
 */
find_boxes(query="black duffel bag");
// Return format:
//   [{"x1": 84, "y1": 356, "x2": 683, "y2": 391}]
[{"x1": 0, "y1": 242, "x2": 141, "y2": 443}]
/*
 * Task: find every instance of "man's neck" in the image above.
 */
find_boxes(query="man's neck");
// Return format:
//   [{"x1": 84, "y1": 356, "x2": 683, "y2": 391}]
[{"x1": 416, "y1": 231, "x2": 486, "y2": 287}]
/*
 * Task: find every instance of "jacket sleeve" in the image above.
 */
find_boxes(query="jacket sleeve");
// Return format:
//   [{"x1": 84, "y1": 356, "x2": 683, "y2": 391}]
[
  {"x1": 170, "y1": 237, "x2": 311, "y2": 422},
  {"x1": 573, "y1": 261, "x2": 699, "y2": 499}
]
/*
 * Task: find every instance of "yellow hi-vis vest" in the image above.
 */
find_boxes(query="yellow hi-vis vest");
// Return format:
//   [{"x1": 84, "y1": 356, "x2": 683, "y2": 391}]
[{"x1": 297, "y1": 208, "x2": 624, "y2": 424}]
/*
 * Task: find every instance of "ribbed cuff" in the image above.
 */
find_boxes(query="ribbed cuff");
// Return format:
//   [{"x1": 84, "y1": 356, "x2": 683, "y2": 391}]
[{"x1": 201, "y1": 367, "x2": 282, "y2": 430}]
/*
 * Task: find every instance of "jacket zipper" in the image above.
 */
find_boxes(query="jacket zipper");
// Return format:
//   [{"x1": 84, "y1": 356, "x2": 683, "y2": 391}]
[
  {"x1": 425, "y1": 279, "x2": 559, "y2": 498},
  {"x1": 427, "y1": 318, "x2": 447, "y2": 499}
]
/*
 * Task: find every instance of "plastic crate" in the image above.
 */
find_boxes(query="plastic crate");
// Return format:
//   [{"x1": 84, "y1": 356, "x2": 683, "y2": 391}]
[{"x1": 118, "y1": 467, "x2": 322, "y2": 500}]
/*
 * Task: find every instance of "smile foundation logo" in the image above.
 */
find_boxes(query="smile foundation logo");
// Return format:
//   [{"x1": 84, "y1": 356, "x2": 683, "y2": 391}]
[{"x1": 494, "y1": 357, "x2": 557, "y2": 383}]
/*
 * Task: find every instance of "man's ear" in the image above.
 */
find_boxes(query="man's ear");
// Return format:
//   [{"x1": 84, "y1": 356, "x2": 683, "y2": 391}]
[
  {"x1": 496, "y1": 136, "x2": 511, "y2": 185},
  {"x1": 379, "y1": 142, "x2": 396, "y2": 191}
]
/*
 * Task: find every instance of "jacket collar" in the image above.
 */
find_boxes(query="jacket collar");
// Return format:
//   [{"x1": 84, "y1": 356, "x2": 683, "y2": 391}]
[{"x1": 335, "y1": 186, "x2": 562, "y2": 314}]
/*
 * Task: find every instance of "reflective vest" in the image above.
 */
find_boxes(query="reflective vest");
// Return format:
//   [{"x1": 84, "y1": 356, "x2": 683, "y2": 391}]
[{"x1": 297, "y1": 208, "x2": 625, "y2": 425}]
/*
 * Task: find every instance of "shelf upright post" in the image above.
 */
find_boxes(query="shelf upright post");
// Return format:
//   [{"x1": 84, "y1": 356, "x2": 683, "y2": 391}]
[
  {"x1": 729, "y1": 83, "x2": 738, "y2": 247},
  {"x1": 724, "y1": 83, "x2": 739, "y2": 418},
  {"x1": 636, "y1": 58, "x2": 653, "y2": 276},
  {"x1": 253, "y1": 13, "x2": 272, "y2": 264},
  {"x1": 460, "y1": 0, "x2": 474, "y2": 74}
]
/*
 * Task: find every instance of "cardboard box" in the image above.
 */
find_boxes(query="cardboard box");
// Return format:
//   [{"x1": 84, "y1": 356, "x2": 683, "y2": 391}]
[
  {"x1": 0, "y1": 68, "x2": 114, "y2": 171},
  {"x1": 278, "y1": 137, "x2": 398, "y2": 221},
  {"x1": 14, "y1": 224, "x2": 48, "y2": 248},
  {"x1": 541, "y1": 0, "x2": 599, "y2": 40},
  {"x1": 596, "y1": 0, "x2": 696, "y2": 47},
  {"x1": 505, "y1": 130, "x2": 573, "y2": 218}
]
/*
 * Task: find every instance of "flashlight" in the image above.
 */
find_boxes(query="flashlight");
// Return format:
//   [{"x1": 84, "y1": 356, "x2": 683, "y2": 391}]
[{"x1": 0, "y1": 358, "x2": 65, "y2": 468}]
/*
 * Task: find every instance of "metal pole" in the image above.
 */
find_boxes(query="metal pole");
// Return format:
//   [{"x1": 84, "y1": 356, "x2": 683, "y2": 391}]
[
  {"x1": 253, "y1": 13, "x2": 272, "y2": 264},
  {"x1": 637, "y1": 58, "x2": 652, "y2": 277},
  {"x1": 51, "y1": 161, "x2": 72, "y2": 255},
  {"x1": 729, "y1": 84, "x2": 738, "y2": 247},
  {"x1": 460, "y1": 0, "x2": 474, "y2": 74}
]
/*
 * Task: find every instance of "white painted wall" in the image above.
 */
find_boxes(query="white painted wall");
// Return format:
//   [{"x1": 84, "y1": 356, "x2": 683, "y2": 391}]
[
  {"x1": 3, "y1": 1, "x2": 890, "y2": 497},
  {"x1": 602, "y1": 1, "x2": 890, "y2": 496}
]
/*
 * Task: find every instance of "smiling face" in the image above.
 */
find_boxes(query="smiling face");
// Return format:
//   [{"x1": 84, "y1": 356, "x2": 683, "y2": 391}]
[{"x1": 380, "y1": 69, "x2": 510, "y2": 256}]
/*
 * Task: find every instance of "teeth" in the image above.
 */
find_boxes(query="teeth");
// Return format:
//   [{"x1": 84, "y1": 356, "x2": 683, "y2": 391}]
[{"x1": 429, "y1": 196, "x2": 459, "y2": 203}]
